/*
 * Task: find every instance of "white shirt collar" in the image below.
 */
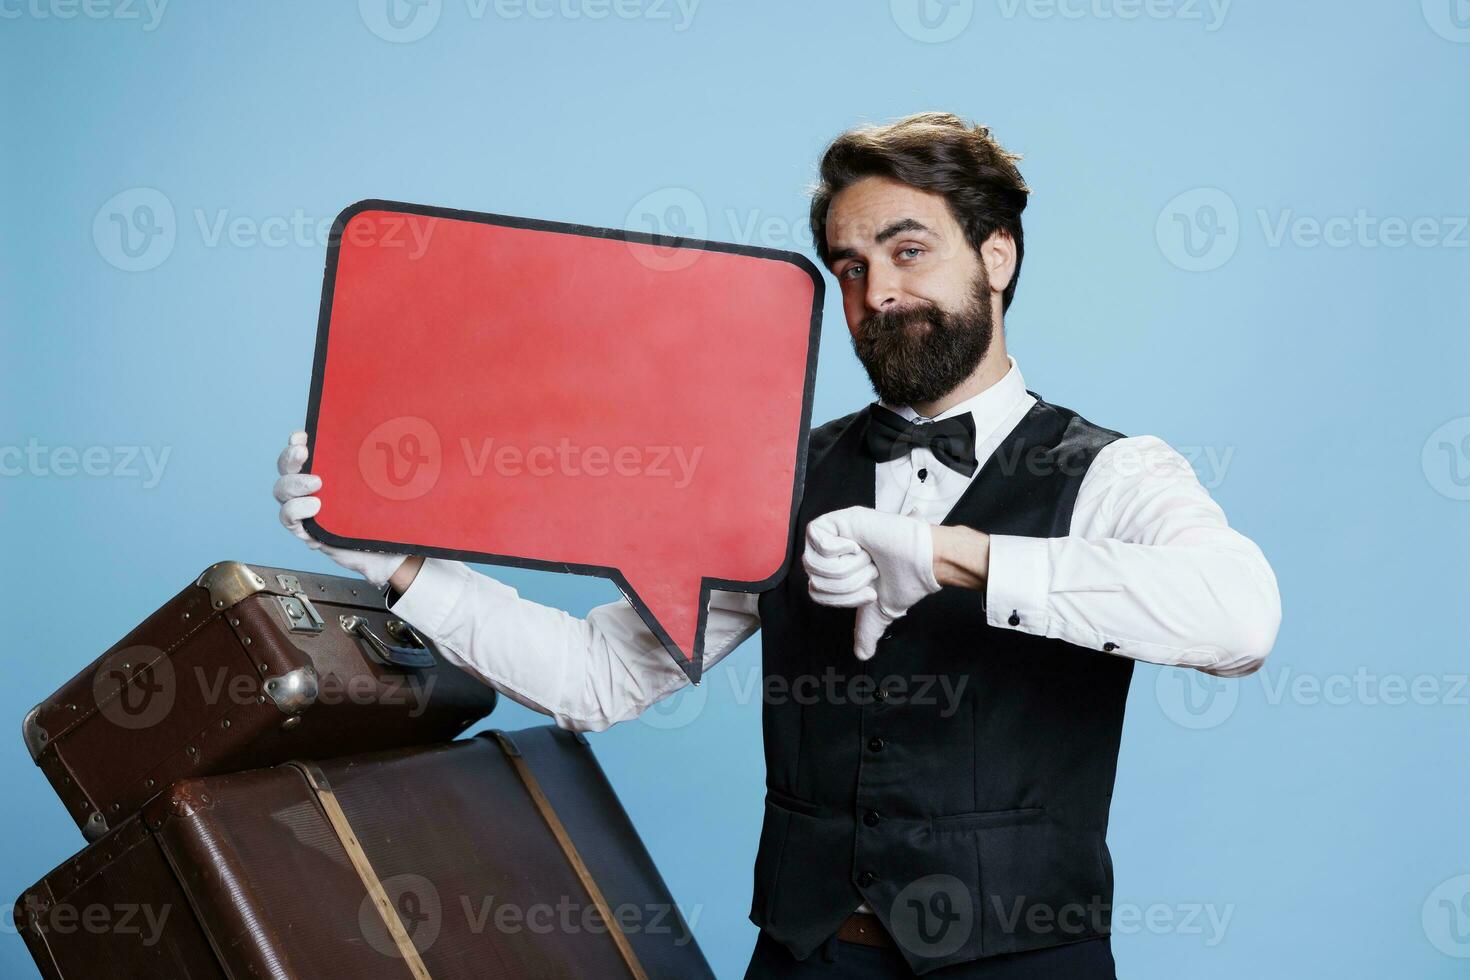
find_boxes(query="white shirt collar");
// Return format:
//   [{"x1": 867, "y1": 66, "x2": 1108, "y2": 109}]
[{"x1": 880, "y1": 355, "x2": 1029, "y2": 443}]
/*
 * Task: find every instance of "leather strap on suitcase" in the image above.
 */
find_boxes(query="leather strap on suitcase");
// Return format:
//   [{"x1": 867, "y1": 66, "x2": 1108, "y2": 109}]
[
  {"x1": 489, "y1": 729, "x2": 649, "y2": 980},
  {"x1": 288, "y1": 738, "x2": 649, "y2": 980},
  {"x1": 291, "y1": 761, "x2": 433, "y2": 979}
]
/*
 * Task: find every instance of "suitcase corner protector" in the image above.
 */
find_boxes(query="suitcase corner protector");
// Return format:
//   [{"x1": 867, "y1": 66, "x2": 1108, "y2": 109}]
[
  {"x1": 143, "y1": 776, "x2": 217, "y2": 827},
  {"x1": 22, "y1": 704, "x2": 48, "y2": 763},
  {"x1": 263, "y1": 666, "x2": 320, "y2": 715},
  {"x1": 196, "y1": 561, "x2": 269, "y2": 611}
]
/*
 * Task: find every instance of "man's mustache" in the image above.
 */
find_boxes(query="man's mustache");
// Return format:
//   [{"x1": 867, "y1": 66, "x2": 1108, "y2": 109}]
[{"x1": 860, "y1": 302, "x2": 940, "y2": 335}]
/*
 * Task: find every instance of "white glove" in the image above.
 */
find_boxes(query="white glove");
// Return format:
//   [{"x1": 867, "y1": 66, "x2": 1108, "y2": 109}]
[
  {"x1": 274, "y1": 431, "x2": 409, "y2": 590},
  {"x1": 803, "y1": 505, "x2": 941, "y2": 661}
]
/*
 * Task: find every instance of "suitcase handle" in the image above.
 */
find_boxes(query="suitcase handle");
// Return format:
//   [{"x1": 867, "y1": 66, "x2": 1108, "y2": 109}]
[{"x1": 339, "y1": 615, "x2": 436, "y2": 669}]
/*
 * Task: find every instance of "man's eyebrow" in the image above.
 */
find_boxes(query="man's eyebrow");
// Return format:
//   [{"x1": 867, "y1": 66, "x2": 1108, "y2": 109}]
[
  {"x1": 874, "y1": 217, "x2": 935, "y2": 244},
  {"x1": 827, "y1": 218, "x2": 937, "y2": 266}
]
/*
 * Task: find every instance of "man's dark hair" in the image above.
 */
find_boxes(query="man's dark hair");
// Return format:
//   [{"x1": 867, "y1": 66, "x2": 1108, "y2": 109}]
[{"x1": 809, "y1": 112, "x2": 1031, "y2": 313}]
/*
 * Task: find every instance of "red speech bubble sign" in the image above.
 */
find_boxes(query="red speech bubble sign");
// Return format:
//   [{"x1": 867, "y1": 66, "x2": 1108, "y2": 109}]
[{"x1": 303, "y1": 201, "x2": 822, "y2": 683}]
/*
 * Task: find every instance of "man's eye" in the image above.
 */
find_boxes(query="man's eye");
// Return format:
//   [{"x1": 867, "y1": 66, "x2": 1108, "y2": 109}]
[
  {"x1": 841, "y1": 265, "x2": 866, "y2": 280},
  {"x1": 898, "y1": 247, "x2": 924, "y2": 260}
]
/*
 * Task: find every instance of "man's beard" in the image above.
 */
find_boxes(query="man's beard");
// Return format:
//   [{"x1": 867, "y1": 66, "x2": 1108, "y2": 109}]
[{"x1": 850, "y1": 269, "x2": 995, "y2": 408}]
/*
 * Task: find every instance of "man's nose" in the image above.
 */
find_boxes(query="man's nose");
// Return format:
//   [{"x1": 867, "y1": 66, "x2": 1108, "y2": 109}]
[{"x1": 864, "y1": 266, "x2": 902, "y2": 313}]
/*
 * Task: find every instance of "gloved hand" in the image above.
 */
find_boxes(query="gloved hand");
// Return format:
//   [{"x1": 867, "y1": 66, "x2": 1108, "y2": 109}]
[
  {"x1": 274, "y1": 431, "x2": 409, "y2": 590},
  {"x1": 803, "y1": 505, "x2": 941, "y2": 660}
]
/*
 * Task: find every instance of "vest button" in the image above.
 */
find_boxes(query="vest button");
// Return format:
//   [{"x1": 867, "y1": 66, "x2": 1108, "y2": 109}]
[
  {"x1": 863, "y1": 810, "x2": 881, "y2": 827},
  {"x1": 1103, "y1": 641, "x2": 1118, "y2": 652},
  {"x1": 867, "y1": 736, "x2": 885, "y2": 753},
  {"x1": 857, "y1": 871, "x2": 876, "y2": 887}
]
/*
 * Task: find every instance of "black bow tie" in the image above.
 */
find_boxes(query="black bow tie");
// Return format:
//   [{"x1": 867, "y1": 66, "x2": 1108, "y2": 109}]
[{"x1": 864, "y1": 405, "x2": 979, "y2": 477}]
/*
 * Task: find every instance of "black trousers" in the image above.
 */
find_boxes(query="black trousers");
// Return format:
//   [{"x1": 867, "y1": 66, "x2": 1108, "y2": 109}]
[{"x1": 743, "y1": 930, "x2": 1117, "y2": 979}]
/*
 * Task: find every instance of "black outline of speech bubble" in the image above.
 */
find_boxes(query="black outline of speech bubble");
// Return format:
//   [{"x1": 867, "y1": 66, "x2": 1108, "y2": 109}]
[{"x1": 303, "y1": 199, "x2": 823, "y2": 685}]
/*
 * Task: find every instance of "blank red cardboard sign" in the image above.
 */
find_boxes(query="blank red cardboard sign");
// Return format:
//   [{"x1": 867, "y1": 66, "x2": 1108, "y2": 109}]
[{"x1": 303, "y1": 201, "x2": 823, "y2": 684}]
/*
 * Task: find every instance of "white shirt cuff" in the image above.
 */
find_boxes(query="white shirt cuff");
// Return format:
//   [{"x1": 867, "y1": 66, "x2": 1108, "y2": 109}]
[
  {"x1": 984, "y1": 534, "x2": 1052, "y2": 636},
  {"x1": 386, "y1": 557, "x2": 474, "y2": 635}
]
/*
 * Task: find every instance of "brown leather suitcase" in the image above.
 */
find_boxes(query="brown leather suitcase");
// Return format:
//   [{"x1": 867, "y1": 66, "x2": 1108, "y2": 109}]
[
  {"x1": 15, "y1": 727, "x2": 712, "y2": 980},
  {"x1": 24, "y1": 561, "x2": 499, "y2": 841}
]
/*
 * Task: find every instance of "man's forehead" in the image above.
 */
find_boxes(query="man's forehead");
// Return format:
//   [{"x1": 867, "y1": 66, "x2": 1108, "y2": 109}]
[{"x1": 825, "y1": 179, "x2": 953, "y2": 248}]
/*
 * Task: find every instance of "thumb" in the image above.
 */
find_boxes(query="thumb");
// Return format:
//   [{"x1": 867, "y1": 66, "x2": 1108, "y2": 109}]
[{"x1": 854, "y1": 603, "x2": 890, "y2": 662}]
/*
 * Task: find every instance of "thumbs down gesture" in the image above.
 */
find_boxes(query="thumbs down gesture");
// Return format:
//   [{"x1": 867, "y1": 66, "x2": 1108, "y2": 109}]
[{"x1": 803, "y1": 506, "x2": 942, "y2": 661}]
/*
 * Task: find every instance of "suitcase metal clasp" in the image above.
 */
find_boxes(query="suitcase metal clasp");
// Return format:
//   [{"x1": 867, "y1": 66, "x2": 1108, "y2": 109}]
[
  {"x1": 339, "y1": 615, "x2": 436, "y2": 669},
  {"x1": 276, "y1": 593, "x2": 326, "y2": 634}
]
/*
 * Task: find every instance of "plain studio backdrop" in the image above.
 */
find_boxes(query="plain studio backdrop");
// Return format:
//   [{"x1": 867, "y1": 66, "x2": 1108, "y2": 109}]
[{"x1": 2, "y1": 2, "x2": 1466, "y2": 977}]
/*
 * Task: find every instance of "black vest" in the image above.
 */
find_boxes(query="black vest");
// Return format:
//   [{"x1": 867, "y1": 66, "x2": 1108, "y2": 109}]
[{"x1": 751, "y1": 394, "x2": 1132, "y2": 975}]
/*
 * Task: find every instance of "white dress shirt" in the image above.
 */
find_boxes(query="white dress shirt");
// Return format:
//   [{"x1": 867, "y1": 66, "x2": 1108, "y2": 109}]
[{"x1": 388, "y1": 356, "x2": 1281, "y2": 735}]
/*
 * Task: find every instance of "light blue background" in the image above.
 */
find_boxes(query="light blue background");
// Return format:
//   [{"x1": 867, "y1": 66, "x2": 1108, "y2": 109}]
[{"x1": 3, "y1": 2, "x2": 1467, "y2": 976}]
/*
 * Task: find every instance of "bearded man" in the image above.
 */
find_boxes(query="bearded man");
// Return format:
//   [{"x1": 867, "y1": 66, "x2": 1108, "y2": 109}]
[{"x1": 274, "y1": 111, "x2": 1281, "y2": 978}]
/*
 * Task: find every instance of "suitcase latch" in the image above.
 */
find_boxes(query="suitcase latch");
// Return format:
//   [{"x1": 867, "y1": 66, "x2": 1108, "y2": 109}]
[{"x1": 277, "y1": 593, "x2": 325, "y2": 634}]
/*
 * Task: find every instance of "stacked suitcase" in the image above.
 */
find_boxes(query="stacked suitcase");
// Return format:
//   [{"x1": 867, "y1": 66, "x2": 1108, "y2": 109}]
[{"x1": 15, "y1": 561, "x2": 712, "y2": 979}]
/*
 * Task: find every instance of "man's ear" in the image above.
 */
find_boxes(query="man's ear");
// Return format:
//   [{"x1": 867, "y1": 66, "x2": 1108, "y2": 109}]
[{"x1": 979, "y1": 230, "x2": 1017, "y2": 297}]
